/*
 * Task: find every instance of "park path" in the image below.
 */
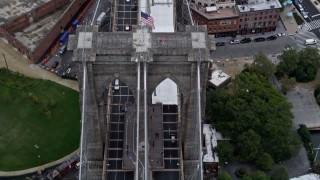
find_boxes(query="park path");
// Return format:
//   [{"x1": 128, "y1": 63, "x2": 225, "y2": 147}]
[
  {"x1": 0, "y1": 149, "x2": 79, "y2": 176},
  {"x1": 0, "y1": 39, "x2": 79, "y2": 91}
]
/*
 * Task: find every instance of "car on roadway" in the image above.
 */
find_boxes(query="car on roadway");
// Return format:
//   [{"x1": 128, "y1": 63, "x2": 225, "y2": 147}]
[
  {"x1": 254, "y1": 37, "x2": 266, "y2": 42},
  {"x1": 171, "y1": 132, "x2": 176, "y2": 144},
  {"x1": 114, "y1": 79, "x2": 120, "y2": 91},
  {"x1": 125, "y1": 24, "x2": 130, "y2": 31},
  {"x1": 230, "y1": 39, "x2": 240, "y2": 44},
  {"x1": 267, "y1": 35, "x2": 277, "y2": 41},
  {"x1": 126, "y1": 0, "x2": 130, "y2": 2},
  {"x1": 216, "y1": 42, "x2": 225, "y2": 46},
  {"x1": 240, "y1": 38, "x2": 251, "y2": 44},
  {"x1": 297, "y1": 4, "x2": 304, "y2": 12}
]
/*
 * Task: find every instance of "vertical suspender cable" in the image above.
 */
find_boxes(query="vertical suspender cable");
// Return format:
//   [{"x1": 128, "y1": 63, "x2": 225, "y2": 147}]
[
  {"x1": 143, "y1": 61, "x2": 148, "y2": 180},
  {"x1": 197, "y1": 61, "x2": 203, "y2": 180},
  {"x1": 136, "y1": 61, "x2": 141, "y2": 180}
]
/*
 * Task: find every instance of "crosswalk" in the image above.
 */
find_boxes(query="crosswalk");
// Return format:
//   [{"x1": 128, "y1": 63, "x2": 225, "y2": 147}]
[
  {"x1": 290, "y1": 31, "x2": 320, "y2": 49},
  {"x1": 304, "y1": 19, "x2": 320, "y2": 31}
]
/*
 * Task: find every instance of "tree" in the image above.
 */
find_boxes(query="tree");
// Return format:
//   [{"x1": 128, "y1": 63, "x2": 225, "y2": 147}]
[
  {"x1": 256, "y1": 152, "x2": 274, "y2": 170},
  {"x1": 249, "y1": 51, "x2": 276, "y2": 79},
  {"x1": 271, "y1": 166, "x2": 289, "y2": 180},
  {"x1": 217, "y1": 172, "x2": 232, "y2": 180},
  {"x1": 299, "y1": 47, "x2": 320, "y2": 68},
  {"x1": 297, "y1": 124, "x2": 311, "y2": 143},
  {"x1": 207, "y1": 71, "x2": 299, "y2": 166},
  {"x1": 279, "y1": 75, "x2": 296, "y2": 94},
  {"x1": 217, "y1": 141, "x2": 234, "y2": 164},
  {"x1": 249, "y1": 171, "x2": 270, "y2": 180},
  {"x1": 235, "y1": 167, "x2": 248, "y2": 177},
  {"x1": 277, "y1": 47, "x2": 299, "y2": 76},
  {"x1": 236, "y1": 129, "x2": 261, "y2": 161}
]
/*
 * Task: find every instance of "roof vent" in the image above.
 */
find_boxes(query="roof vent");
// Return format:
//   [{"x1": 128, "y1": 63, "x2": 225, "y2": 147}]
[
  {"x1": 270, "y1": 5, "x2": 275, "y2": 8},
  {"x1": 242, "y1": 6, "x2": 245, "y2": 10},
  {"x1": 250, "y1": 7, "x2": 254, "y2": 11}
]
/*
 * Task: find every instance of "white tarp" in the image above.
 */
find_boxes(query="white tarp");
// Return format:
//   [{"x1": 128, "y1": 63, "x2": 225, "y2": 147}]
[
  {"x1": 152, "y1": 78, "x2": 178, "y2": 104},
  {"x1": 291, "y1": 174, "x2": 320, "y2": 180}
]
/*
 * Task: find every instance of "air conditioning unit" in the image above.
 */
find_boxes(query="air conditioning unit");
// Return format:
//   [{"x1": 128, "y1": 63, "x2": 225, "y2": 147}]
[
  {"x1": 270, "y1": 5, "x2": 275, "y2": 8},
  {"x1": 250, "y1": 7, "x2": 254, "y2": 11}
]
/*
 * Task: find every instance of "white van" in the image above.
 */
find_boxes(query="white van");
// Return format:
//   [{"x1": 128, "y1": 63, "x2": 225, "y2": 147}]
[
  {"x1": 305, "y1": 39, "x2": 317, "y2": 45},
  {"x1": 114, "y1": 79, "x2": 120, "y2": 91}
]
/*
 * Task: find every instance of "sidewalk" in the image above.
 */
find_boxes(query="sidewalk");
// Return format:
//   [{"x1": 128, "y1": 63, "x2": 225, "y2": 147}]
[
  {"x1": 0, "y1": 149, "x2": 79, "y2": 177},
  {"x1": 280, "y1": 6, "x2": 300, "y2": 35},
  {"x1": 0, "y1": 38, "x2": 79, "y2": 91}
]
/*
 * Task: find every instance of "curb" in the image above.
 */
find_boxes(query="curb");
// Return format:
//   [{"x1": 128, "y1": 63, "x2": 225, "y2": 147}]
[{"x1": 0, "y1": 149, "x2": 79, "y2": 177}]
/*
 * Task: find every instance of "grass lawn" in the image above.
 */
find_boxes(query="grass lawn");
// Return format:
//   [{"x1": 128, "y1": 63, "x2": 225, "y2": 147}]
[{"x1": 0, "y1": 69, "x2": 80, "y2": 171}]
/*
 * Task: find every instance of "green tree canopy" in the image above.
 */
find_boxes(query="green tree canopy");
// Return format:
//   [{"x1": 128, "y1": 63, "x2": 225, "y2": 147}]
[
  {"x1": 236, "y1": 129, "x2": 261, "y2": 161},
  {"x1": 279, "y1": 75, "x2": 296, "y2": 94},
  {"x1": 271, "y1": 166, "x2": 289, "y2": 180},
  {"x1": 207, "y1": 71, "x2": 299, "y2": 164},
  {"x1": 299, "y1": 47, "x2": 320, "y2": 68},
  {"x1": 297, "y1": 124, "x2": 311, "y2": 143},
  {"x1": 256, "y1": 152, "x2": 274, "y2": 171},
  {"x1": 217, "y1": 141, "x2": 234, "y2": 164},
  {"x1": 277, "y1": 48, "x2": 299, "y2": 76},
  {"x1": 248, "y1": 51, "x2": 276, "y2": 79},
  {"x1": 249, "y1": 171, "x2": 270, "y2": 180},
  {"x1": 217, "y1": 172, "x2": 232, "y2": 180}
]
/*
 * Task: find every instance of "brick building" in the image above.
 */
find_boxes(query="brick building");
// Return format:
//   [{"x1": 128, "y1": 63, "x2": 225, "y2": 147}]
[
  {"x1": 236, "y1": 0, "x2": 282, "y2": 35},
  {"x1": 191, "y1": 3, "x2": 239, "y2": 37},
  {"x1": 191, "y1": 0, "x2": 281, "y2": 36}
]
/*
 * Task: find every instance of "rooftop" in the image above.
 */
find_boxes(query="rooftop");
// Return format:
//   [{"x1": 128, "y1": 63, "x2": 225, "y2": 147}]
[
  {"x1": 237, "y1": 0, "x2": 282, "y2": 12},
  {"x1": 14, "y1": 4, "x2": 69, "y2": 51},
  {"x1": 209, "y1": 69, "x2": 231, "y2": 88},
  {"x1": 0, "y1": 0, "x2": 51, "y2": 25},
  {"x1": 191, "y1": 4, "x2": 239, "y2": 20},
  {"x1": 150, "y1": 0, "x2": 175, "y2": 32}
]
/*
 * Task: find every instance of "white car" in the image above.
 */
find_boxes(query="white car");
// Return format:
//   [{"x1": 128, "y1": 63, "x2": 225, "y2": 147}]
[
  {"x1": 126, "y1": 0, "x2": 130, "y2": 2},
  {"x1": 230, "y1": 39, "x2": 240, "y2": 44},
  {"x1": 302, "y1": 12, "x2": 308, "y2": 19},
  {"x1": 276, "y1": 33, "x2": 286, "y2": 37},
  {"x1": 125, "y1": 24, "x2": 130, "y2": 31}
]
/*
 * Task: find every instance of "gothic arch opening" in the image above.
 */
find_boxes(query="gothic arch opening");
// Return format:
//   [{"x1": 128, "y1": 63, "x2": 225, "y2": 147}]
[{"x1": 152, "y1": 78, "x2": 179, "y2": 105}]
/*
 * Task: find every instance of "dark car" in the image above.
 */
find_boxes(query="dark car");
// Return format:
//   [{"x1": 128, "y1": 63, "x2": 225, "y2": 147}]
[
  {"x1": 52, "y1": 61, "x2": 59, "y2": 68},
  {"x1": 254, "y1": 37, "x2": 266, "y2": 42},
  {"x1": 267, "y1": 35, "x2": 277, "y2": 41},
  {"x1": 240, "y1": 38, "x2": 251, "y2": 44},
  {"x1": 216, "y1": 42, "x2": 225, "y2": 46}
]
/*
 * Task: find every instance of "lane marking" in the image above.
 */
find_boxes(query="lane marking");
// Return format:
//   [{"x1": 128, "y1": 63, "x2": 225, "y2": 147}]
[{"x1": 312, "y1": 14, "x2": 320, "y2": 18}]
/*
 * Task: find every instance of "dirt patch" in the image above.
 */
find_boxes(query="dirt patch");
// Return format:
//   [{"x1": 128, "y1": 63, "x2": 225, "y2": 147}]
[
  {"x1": 212, "y1": 56, "x2": 254, "y2": 79},
  {"x1": 0, "y1": 38, "x2": 79, "y2": 91}
]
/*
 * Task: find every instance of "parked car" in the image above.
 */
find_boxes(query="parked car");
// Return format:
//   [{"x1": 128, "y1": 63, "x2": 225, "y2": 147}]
[
  {"x1": 230, "y1": 39, "x2": 240, "y2": 44},
  {"x1": 240, "y1": 38, "x2": 251, "y2": 44},
  {"x1": 302, "y1": 11, "x2": 308, "y2": 19},
  {"x1": 254, "y1": 37, "x2": 266, "y2": 42},
  {"x1": 267, "y1": 35, "x2": 277, "y2": 41},
  {"x1": 50, "y1": 61, "x2": 59, "y2": 71},
  {"x1": 305, "y1": 39, "x2": 317, "y2": 45},
  {"x1": 58, "y1": 44, "x2": 67, "y2": 55},
  {"x1": 216, "y1": 42, "x2": 225, "y2": 46},
  {"x1": 297, "y1": 4, "x2": 304, "y2": 12},
  {"x1": 276, "y1": 33, "x2": 286, "y2": 37}
]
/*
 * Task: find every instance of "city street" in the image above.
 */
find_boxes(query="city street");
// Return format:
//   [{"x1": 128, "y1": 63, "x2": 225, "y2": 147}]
[{"x1": 212, "y1": 35, "x2": 297, "y2": 60}]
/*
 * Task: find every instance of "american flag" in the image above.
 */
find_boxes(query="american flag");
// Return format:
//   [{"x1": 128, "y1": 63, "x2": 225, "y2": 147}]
[{"x1": 140, "y1": 11, "x2": 155, "y2": 28}]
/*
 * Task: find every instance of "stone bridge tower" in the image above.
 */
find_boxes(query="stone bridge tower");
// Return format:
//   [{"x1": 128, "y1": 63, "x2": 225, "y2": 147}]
[{"x1": 69, "y1": 25, "x2": 213, "y2": 179}]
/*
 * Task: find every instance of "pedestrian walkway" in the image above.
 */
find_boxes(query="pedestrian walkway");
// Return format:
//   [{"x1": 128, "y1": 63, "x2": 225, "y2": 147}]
[
  {"x1": 279, "y1": 6, "x2": 300, "y2": 35},
  {"x1": 0, "y1": 149, "x2": 79, "y2": 177},
  {"x1": 304, "y1": 19, "x2": 320, "y2": 31}
]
